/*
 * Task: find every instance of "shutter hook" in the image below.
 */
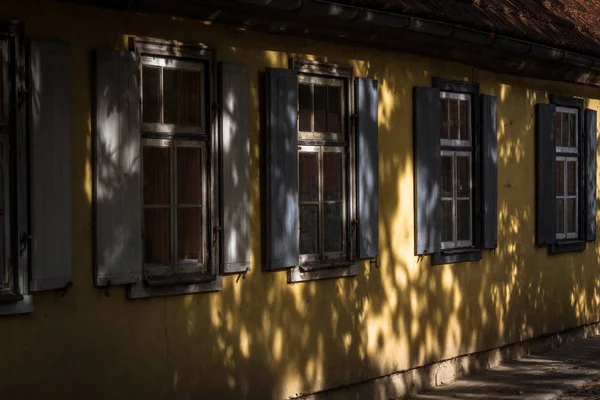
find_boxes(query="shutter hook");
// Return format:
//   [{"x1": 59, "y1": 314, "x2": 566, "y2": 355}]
[
  {"x1": 235, "y1": 267, "x2": 251, "y2": 283},
  {"x1": 104, "y1": 279, "x2": 111, "y2": 298},
  {"x1": 59, "y1": 281, "x2": 73, "y2": 298},
  {"x1": 369, "y1": 256, "x2": 380, "y2": 269},
  {"x1": 212, "y1": 225, "x2": 222, "y2": 248}
]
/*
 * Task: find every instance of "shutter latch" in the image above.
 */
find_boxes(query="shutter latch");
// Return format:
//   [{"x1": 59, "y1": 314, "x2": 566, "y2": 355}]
[
  {"x1": 19, "y1": 233, "x2": 31, "y2": 257},
  {"x1": 212, "y1": 225, "x2": 222, "y2": 248}
]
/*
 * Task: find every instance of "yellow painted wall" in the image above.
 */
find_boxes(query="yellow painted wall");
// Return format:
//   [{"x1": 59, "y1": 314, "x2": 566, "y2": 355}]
[{"x1": 1, "y1": 1, "x2": 599, "y2": 399}]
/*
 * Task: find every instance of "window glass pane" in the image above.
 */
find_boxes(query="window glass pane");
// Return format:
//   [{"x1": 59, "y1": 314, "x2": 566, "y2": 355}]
[
  {"x1": 299, "y1": 152, "x2": 318, "y2": 202},
  {"x1": 0, "y1": 142, "x2": 6, "y2": 287},
  {"x1": 143, "y1": 146, "x2": 170, "y2": 205},
  {"x1": 181, "y1": 69, "x2": 202, "y2": 127},
  {"x1": 566, "y1": 161, "x2": 577, "y2": 196},
  {"x1": 441, "y1": 155, "x2": 453, "y2": 198},
  {"x1": 324, "y1": 204, "x2": 343, "y2": 253},
  {"x1": 568, "y1": 113, "x2": 577, "y2": 148},
  {"x1": 144, "y1": 208, "x2": 170, "y2": 266},
  {"x1": 327, "y1": 85, "x2": 342, "y2": 134},
  {"x1": 323, "y1": 152, "x2": 342, "y2": 201},
  {"x1": 300, "y1": 205, "x2": 319, "y2": 254},
  {"x1": 441, "y1": 200, "x2": 453, "y2": 243},
  {"x1": 298, "y1": 84, "x2": 312, "y2": 132},
  {"x1": 314, "y1": 85, "x2": 327, "y2": 133},
  {"x1": 177, "y1": 207, "x2": 203, "y2": 268},
  {"x1": 456, "y1": 199, "x2": 471, "y2": 242},
  {"x1": 177, "y1": 147, "x2": 202, "y2": 204},
  {"x1": 440, "y1": 98, "x2": 449, "y2": 140},
  {"x1": 566, "y1": 198, "x2": 576, "y2": 234},
  {"x1": 556, "y1": 159, "x2": 564, "y2": 196},
  {"x1": 456, "y1": 155, "x2": 470, "y2": 198},
  {"x1": 163, "y1": 68, "x2": 180, "y2": 125},
  {"x1": 555, "y1": 112, "x2": 562, "y2": 148},
  {"x1": 448, "y1": 99, "x2": 459, "y2": 140},
  {"x1": 458, "y1": 99, "x2": 469, "y2": 141},
  {"x1": 0, "y1": 46, "x2": 5, "y2": 123},
  {"x1": 556, "y1": 198, "x2": 564, "y2": 234},
  {"x1": 143, "y1": 66, "x2": 160, "y2": 124}
]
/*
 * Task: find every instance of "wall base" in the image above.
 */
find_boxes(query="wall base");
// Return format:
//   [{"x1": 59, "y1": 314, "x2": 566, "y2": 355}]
[{"x1": 299, "y1": 322, "x2": 600, "y2": 400}]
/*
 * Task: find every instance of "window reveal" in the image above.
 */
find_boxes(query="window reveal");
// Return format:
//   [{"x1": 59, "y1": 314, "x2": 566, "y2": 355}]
[
  {"x1": 439, "y1": 91, "x2": 473, "y2": 249},
  {"x1": 555, "y1": 106, "x2": 579, "y2": 240}
]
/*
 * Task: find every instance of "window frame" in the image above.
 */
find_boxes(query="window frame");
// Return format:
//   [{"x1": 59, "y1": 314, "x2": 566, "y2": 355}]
[
  {"x1": 128, "y1": 37, "x2": 221, "y2": 298},
  {"x1": 431, "y1": 78, "x2": 482, "y2": 266},
  {"x1": 141, "y1": 55, "x2": 205, "y2": 135},
  {"x1": 0, "y1": 21, "x2": 31, "y2": 314},
  {"x1": 548, "y1": 95, "x2": 587, "y2": 254},
  {"x1": 298, "y1": 145, "x2": 347, "y2": 264},
  {"x1": 288, "y1": 58, "x2": 358, "y2": 283}
]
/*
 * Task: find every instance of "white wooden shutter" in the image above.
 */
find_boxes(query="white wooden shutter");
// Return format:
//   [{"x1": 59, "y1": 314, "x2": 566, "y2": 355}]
[
  {"x1": 219, "y1": 62, "x2": 251, "y2": 274},
  {"x1": 29, "y1": 39, "x2": 72, "y2": 292},
  {"x1": 94, "y1": 49, "x2": 142, "y2": 286}
]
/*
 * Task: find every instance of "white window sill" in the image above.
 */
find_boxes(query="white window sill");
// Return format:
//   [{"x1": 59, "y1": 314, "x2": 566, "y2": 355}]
[
  {"x1": 128, "y1": 275, "x2": 222, "y2": 299},
  {"x1": 0, "y1": 294, "x2": 33, "y2": 316},
  {"x1": 288, "y1": 262, "x2": 358, "y2": 283}
]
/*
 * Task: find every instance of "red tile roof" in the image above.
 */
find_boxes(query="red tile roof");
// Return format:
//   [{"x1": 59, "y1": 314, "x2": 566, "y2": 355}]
[{"x1": 335, "y1": 0, "x2": 600, "y2": 58}]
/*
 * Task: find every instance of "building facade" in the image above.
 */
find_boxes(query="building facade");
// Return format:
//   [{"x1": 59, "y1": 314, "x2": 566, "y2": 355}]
[{"x1": 1, "y1": 0, "x2": 600, "y2": 398}]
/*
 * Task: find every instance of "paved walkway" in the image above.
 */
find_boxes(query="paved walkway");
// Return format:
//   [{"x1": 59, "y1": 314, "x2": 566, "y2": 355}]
[{"x1": 407, "y1": 335, "x2": 600, "y2": 400}]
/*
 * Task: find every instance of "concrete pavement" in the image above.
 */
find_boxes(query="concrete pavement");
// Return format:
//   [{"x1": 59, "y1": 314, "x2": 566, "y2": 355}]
[{"x1": 406, "y1": 335, "x2": 600, "y2": 400}]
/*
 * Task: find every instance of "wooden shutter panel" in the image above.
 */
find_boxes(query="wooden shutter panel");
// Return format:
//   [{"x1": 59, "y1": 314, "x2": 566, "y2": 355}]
[
  {"x1": 585, "y1": 108, "x2": 597, "y2": 241},
  {"x1": 29, "y1": 40, "x2": 73, "y2": 292},
  {"x1": 481, "y1": 94, "x2": 498, "y2": 249},
  {"x1": 94, "y1": 49, "x2": 142, "y2": 286},
  {"x1": 413, "y1": 87, "x2": 441, "y2": 255},
  {"x1": 535, "y1": 103, "x2": 556, "y2": 246},
  {"x1": 355, "y1": 77, "x2": 379, "y2": 259},
  {"x1": 219, "y1": 62, "x2": 251, "y2": 274},
  {"x1": 264, "y1": 67, "x2": 298, "y2": 270}
]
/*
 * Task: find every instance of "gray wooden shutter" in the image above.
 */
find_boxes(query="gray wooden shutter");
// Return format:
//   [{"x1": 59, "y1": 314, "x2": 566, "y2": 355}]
[
  {"x1": 535, "y1": 103, "x2": 556, "y2": 246},
  {"x1": 585, "y1": 108, "x2": 597, "y2": 241},
  {"x1": 264, "y1": 67, "x2": 298, "y2": 270},
  {"x1": 355, "y1": 77, "x2": 379, "y2": 259},
  {"x1": 481, "y1": 94, "x2": 498, "y2": 250},
  {"x1": 413, "y1": 87, "x2": 441, "y2": 255},
  {"x1": 219, "y1": 62, "x2": 251, "y2": 274},
  {"x1": 29, "y1": 40, "x2": 73, "y2": 292},
  {"x1": 94, "y1": 49, "x2": 142, "y2": 286}
]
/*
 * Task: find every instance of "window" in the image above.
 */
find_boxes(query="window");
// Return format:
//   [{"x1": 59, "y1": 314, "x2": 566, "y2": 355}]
[
  {"x1": 141, "y1": 54, "x2": 210, "y2": 281},
  {"x1": 297, "y1": 72, "x2": 349, "y2": 267},
  {"x1": 440, "y1": 91, "x2": 473, "y2": 250},
  {"x1": 555, "y1": 106, "x2": 579, "y2": 240},
  {"x1": 413, "y1": 79, "x2": 498, "y2": 265},
  {"x1": 535, "y1": 95, "x2": 596, "y2": 253},
  {"x1": 0, "y1": 41, "x2": 9, "y2": 296},
  {"x1": 264, "y1": 61, "x2": 378, "y2": 280}
]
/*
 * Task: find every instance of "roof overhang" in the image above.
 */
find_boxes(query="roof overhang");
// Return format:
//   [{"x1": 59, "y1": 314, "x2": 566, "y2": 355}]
[{"x1": 65, "y1": 0, "x2": 600, "y2": 87}]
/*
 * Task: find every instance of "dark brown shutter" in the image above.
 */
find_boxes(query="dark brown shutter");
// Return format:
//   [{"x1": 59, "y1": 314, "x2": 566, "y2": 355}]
[
  {"x1": 413, "y1": 87, "x2": 441, "y2": 255},
  {"x1": 355, "y1": 77, "x2": 379, "y2": 259},
  {"x1": 264, "y1": 67, "x2": 298, "y2": 269},
  {"x1": 585, "y1": 108, "x2": 597, "y2": 242},
  {"x1": 29, "y1": 39, "x2": 73, "y2": 291},
  {"x1": 535, "y1": 103, "x2": 556, "y2": 246},
  {"x1": 481, "y1": 94, "x2": 498, "y2": 250}
]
